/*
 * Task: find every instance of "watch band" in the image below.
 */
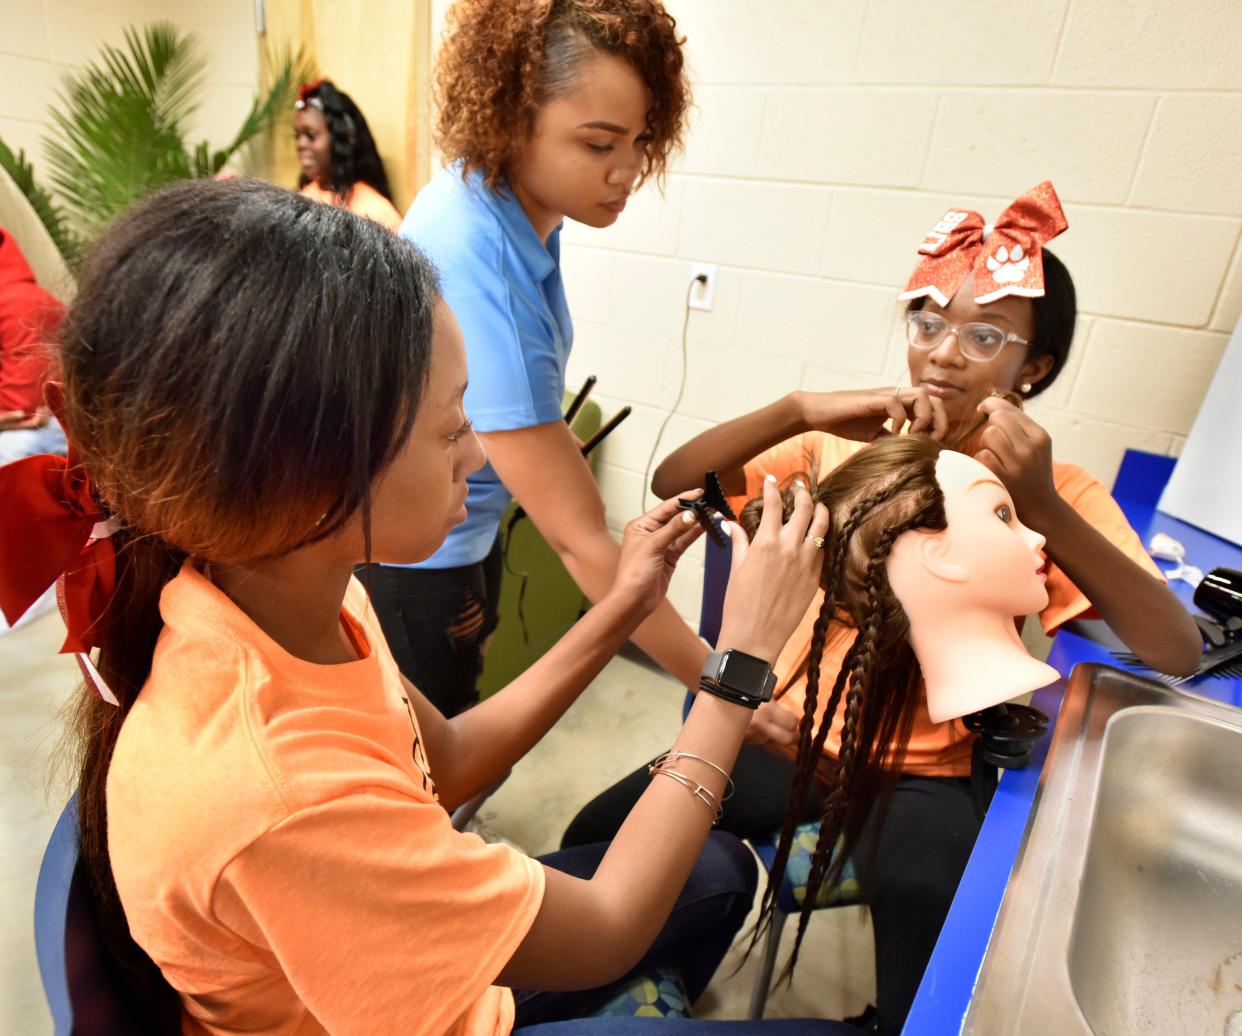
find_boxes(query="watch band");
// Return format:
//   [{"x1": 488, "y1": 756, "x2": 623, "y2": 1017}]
[{"x1": 698, "y1": 649, "x2": 777, "y2": 710}]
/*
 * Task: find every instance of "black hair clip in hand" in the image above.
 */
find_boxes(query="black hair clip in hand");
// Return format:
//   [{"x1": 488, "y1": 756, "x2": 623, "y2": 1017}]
[{"x1": 677, "y1": 470, "x2": 737, "y2": 548}]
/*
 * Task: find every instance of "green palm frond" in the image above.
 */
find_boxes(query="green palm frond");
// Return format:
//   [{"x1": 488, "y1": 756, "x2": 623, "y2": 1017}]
[
  {"x1": 8, "y1": 21, "x2": 314, "y2": 267},
  {"x1": 43, "y1": 22, "x2": 202, "y2": 242},
  {"x1": 198, "y1": 45, "x2": 316, "y2": 177},
  {"x1": 0, "y1": 139, "x2": 81, "y2": 263}
]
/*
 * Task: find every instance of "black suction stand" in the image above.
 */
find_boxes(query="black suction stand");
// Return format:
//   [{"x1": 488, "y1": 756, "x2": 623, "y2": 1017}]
[
  {"x1": 961, "y1": 703, "x2": 1050, "y2": 769},
  {"x1": 961, "y1": 703, "x2": 1050, "y2": 819}
]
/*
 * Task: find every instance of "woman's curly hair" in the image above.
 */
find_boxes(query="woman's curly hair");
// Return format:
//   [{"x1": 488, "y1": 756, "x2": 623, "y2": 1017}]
[{"x1": 435, "y1": 0, "x2": 691, "y2": 188}]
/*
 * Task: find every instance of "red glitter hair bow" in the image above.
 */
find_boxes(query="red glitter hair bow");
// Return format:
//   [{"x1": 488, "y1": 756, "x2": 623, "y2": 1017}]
[
  {"x1": 296, "y1": 77, "x2": 327, "y2": 108},
  {"x1": 899, "y1": 181, "x2": 1068, "y2": 307},
  {"x1": 0, "y1": 392, "x2": 120, "y2": 704}
]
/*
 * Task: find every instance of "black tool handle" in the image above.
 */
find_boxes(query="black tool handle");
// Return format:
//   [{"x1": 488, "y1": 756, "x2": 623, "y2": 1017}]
[
  {"x1": 580, "y1": 405, "x2": 632, "y2": 457},
  {"x1": 564, "y1": 375, "x2": 597, "y2": 425}
]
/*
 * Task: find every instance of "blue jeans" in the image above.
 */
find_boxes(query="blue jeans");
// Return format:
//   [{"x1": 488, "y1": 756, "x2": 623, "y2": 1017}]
[
  {"x1": 0, "y1": 415, "x2": 67, "y2": 463},
  {"x1": 516, "y1": 1021, "x2": 856, "y2": 1035},
  {"x1": 514, "y1": 833, "x2": 757, "y2": 1028}
]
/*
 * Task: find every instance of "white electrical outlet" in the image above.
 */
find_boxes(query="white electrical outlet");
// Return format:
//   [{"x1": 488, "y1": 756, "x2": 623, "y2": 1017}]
[{"x1": 688, "y1": 262, "x2": 717, "y2": 311}]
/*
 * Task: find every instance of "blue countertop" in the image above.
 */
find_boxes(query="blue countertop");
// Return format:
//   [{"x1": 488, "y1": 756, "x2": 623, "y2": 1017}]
[{"x1": 905, "y1": 452, "x2": 1242, "y2": 1034}]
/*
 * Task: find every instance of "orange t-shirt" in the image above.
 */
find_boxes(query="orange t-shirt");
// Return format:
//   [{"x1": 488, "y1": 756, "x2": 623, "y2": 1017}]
[
  {"x1": 300, "y1": 180, "x2": 403, "y2": 232},
  {"x1": 732, "y1": 432, "x2": 1164, "y2": 778},
  {"x1": 107, "y1": 563, "x2": 544, "y2": 1036}
]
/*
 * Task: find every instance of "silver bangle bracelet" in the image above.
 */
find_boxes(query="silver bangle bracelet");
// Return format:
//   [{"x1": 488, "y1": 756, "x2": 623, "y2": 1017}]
[
  {"x1": 650, "y1": 750, "x2": 735, "y2": 802},
  {"x1": 649, "y1": 767, "x2": 723, "y2": 823}
]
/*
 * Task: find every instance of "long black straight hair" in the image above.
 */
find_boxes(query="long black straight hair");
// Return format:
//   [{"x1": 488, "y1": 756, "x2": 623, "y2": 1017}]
[{"x1": 57, "y1": 178, "x2": 439, "y2": 1022}]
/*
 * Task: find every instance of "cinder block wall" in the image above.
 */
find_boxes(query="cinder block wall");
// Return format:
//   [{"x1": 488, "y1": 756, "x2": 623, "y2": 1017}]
[{"x1": 540, "y1": 0, "x2": 1242, "y2": 622}]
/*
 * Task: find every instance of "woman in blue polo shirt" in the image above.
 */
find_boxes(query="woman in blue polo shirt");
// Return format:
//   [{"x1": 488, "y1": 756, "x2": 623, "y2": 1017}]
[{"x1": 361, "y1": 0, "x2": 785, "y2": 728}]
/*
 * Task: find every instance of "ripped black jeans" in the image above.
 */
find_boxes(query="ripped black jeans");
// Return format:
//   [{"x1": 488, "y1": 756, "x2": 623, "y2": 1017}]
[{"x1": 359, "y1": 535, "x2": 503, "y2": 717}]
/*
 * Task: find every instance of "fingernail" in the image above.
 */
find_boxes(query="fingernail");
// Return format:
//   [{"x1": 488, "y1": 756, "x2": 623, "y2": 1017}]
[
  {"x1": 765, "y1": 474, "x2": 776, "y2": 483},
  {"x1": 681, "y1": 511, "x2": 695, "y2": 524},
  {"x1": 795, "y1": 479, "x2": 806, "y2": 489}
]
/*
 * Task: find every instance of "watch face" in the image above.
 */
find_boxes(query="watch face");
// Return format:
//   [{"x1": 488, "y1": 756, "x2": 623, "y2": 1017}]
[{"x1": 723, "y1": 650, "x2": 772, "y2": 693}]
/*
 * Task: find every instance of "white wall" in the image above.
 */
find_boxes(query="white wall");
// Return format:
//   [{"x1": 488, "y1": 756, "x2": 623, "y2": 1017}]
[{"x1": 541, "y1": 0, "x2": 1242, "y2": 622}]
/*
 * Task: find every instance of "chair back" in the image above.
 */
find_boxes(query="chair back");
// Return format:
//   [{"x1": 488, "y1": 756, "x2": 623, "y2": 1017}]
[
  {"x1": 35, "y1": 793, "x2": 171, "y2": 1034},
  {"x1": 698, "y1": 535, "x2": 733, "y2": 646}
]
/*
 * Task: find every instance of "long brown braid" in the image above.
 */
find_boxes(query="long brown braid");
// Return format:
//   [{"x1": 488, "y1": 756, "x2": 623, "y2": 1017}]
[
  {"x1": 737, "y1": 436, "x2": 950, "y2": 979},
  {"x1": 740, "y1": 467, "x2": 924, "y2": 941},
  {"x1": 785, "y1": 493, "x2": 946, "y2": 974}
]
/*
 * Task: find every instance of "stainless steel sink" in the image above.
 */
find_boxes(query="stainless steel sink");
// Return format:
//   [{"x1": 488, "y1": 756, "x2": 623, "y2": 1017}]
[{"x1": 965, "y1": 664, "x2": 1242, "y2": 1035}]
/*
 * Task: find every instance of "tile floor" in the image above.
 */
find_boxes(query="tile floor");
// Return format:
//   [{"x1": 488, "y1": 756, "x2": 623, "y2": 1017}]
[{"x1": 1, "y1": 608, "x2": 875, "y2": 1034}]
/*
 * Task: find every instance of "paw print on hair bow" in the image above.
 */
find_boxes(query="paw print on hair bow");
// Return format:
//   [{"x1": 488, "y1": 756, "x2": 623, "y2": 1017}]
[{"x1": 986, "y1": 244, "x2": 1031, "y2": 284}]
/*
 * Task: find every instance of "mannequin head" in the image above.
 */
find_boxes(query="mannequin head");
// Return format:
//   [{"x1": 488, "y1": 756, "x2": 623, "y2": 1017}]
[
  {"x1": 737, "y1": 433, "x2": 1054, "y2": 975},
  {"x1": 886, "y1": 448, "x2": 1055, "y2": 722},
  {"x1": 887, "y1": 450, "x2": 1048, "y2": 623}
]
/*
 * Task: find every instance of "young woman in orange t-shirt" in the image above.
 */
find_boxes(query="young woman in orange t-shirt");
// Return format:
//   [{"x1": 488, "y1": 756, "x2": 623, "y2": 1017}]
[
  {"x1": 2, "y1": 180, "x2": 860, "y2": 1035},
  {"x1": 564, "y1": 189, "x2": 1200, "y2": 1035}
]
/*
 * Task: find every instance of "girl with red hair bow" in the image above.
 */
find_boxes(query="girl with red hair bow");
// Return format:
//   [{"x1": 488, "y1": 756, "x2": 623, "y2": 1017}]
[{"x1": 564, "y1": 182, "x2": 1201, "y2": 1035}]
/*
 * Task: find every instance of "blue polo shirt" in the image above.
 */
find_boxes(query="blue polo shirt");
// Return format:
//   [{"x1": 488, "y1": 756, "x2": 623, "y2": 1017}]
[{"x1": 396, "y1": 164, "x2": 573, "y2": 568}]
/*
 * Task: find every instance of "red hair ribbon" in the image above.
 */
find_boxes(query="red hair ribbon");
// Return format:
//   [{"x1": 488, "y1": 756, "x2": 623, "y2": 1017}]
[
  {"x1": 297, "y1": 77, "x2": 326, "y2": 104},
  {"x1": 0, "y1": 449, "x2": 119, "y2": 703},
  {"x1": 899, "y1": 181, "x2": 1068, "y2": 307}
]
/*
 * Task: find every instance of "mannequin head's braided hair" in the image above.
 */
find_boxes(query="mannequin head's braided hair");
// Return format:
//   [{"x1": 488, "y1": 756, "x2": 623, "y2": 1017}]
[
  {"x1": 296, "y1": 79, "x2": 393, "y2": 202},
  {"x1": 738, "y1": 434, "x2": 955, "y2": 978}
]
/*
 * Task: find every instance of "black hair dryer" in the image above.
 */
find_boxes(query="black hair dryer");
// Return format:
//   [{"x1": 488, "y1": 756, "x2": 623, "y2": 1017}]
[{"x1": 1194, "y1": 567, "x2": 1242, "y2": 637}]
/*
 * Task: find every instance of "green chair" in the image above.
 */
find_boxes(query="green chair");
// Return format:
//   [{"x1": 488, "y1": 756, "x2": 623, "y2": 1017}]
[{"x1": 477, "y1": 394, "x2": 602, "y2": 697}]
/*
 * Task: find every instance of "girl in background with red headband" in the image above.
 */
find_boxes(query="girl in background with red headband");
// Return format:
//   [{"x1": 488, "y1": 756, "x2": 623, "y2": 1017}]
[
  {"x1": 563, "y1": 182, "x2": 1201, "y2": 1035},
  {"x1": 294, "y1": 78, "x2": 402, "y2": 231},
  {"x1": 0, "y1": 178, "x2": 854, "y2": 1035}
]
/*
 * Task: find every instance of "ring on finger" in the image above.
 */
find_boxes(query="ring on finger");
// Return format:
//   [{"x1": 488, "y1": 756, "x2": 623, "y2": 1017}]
[{"x1": 809, "y1": 535, "x2": 825, "y2": 550}]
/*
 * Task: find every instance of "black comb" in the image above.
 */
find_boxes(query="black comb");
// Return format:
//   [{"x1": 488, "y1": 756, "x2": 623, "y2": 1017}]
[
  {"x1": 1111, "y1": 637, "x2": 1242, "y2": 687},
  {"x1": 677, "y1": 470, "x2": 736, "y2": 548},
  {"x1": 702, "y1": 470, "x2": 737, "y2": 522}
]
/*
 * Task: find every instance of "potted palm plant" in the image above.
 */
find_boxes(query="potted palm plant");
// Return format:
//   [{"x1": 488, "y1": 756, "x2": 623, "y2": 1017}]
[{"x1": 0, "y1": 22, "x2": 313, "y2": 267}]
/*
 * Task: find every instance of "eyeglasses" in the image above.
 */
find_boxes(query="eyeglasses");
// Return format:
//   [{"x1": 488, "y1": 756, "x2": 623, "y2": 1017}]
[{"x1": 905, "y1": 311, "x2": 1029, "y2": 362}]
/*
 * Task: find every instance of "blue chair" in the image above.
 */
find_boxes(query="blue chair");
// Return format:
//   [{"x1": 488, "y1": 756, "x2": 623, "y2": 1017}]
[
  {"x1": 36, "y1": 800, "x2": 689, "y2": 1029},
  {"x1": 35, "y1": 793, "x2": 171, "y2": 1034},
  {"x1": 696, "y1": 535, "x2": 862, "y2": 1019}
]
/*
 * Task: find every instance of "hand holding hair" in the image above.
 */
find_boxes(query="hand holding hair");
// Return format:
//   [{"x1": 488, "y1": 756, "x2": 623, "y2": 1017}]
[
  {"x1": 794, "y1": 386, "x2": 950, "y2": 444},
  {"x1": 973, "y1": 395, "x2": 1058, "y2": 529},
  {"x1": 716, "y1": 475, "x2": 829, "y2": 665}
]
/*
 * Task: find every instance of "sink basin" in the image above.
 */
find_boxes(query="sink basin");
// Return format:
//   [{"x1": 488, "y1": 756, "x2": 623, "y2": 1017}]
[{"x1": 965, "y1": 664, "x2": 1242, "y2": 1035}]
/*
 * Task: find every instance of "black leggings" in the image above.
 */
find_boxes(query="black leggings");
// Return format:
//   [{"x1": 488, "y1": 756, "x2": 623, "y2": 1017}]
[
  {"x1": 563, "y1": 744, "x2": 827, "y2": 847},
  {"x1": 358, "y1": 536, "x2": 503, "y2": 718},
  {"x1": 563, "y1": 748, "x2": 992, "y2": 1036}
]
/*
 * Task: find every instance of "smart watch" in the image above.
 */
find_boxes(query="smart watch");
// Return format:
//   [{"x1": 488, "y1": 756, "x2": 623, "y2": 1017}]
[{"x1": 698, "y1": 649, "x2": 777, "y2": 710}]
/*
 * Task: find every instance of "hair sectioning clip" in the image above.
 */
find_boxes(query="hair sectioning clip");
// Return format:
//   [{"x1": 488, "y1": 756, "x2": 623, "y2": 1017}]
[
  {"x1": 701, "y1": 470, "x2": 737, "y2": 521},
  {"x1": 677, "y1": 471, "x2": 737, "y2": 548}
]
